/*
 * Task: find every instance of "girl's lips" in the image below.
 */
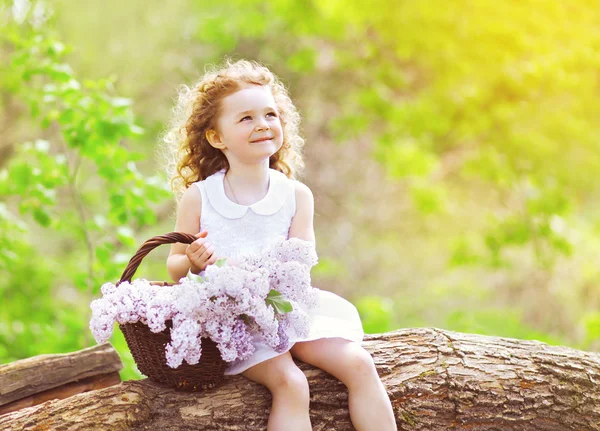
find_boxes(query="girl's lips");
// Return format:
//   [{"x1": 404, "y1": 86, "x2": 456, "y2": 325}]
[{"x1": 252, "y1": 138, "x2": 272, "y2": 143}]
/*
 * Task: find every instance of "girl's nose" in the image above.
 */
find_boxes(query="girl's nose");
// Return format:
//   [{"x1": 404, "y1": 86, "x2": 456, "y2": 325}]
[{"x1": 255, "y1": 119, "x2": 270, "y2": 131}]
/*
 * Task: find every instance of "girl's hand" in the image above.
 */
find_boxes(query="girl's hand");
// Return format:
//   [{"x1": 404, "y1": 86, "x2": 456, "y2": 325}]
[{"x1": 186, "y1": 231, "x2": 218, "y2": 273}]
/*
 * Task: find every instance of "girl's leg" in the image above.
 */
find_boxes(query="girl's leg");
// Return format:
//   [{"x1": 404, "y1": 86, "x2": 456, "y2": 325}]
[
  {"x1": 241, "y1": 351, "x2": 312, "y2": 431},
  {"x1": 290, "y1": 338, "x2": 397, "y2": 431}
]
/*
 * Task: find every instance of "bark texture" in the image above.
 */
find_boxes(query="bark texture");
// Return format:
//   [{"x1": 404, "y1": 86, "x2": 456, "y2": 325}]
[
  {"x1": 0, "y1": 343, "x2": 123, "y2": 415},
  {"x1": 1, "y1": 327, "x2": 599, "y2": 430}
]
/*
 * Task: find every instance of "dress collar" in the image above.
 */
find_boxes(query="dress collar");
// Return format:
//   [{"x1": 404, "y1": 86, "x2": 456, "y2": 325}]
[{"x1": 205, "y1": 168, "x2": 292, "y2": 219}]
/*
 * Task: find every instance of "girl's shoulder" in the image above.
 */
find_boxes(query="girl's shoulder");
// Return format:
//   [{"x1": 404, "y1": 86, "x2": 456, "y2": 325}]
[
  {"x1": 277, "y1": 172, "x2": 313, "y2": 201},
  {"x1": 291, "y1": 179, "x2": 314, "y2": 207},
  {"x1": 179, "y1": 182, "x2": 203, "y2": 211},
  {"x1": 291, "y1": 178, "x2": 311, "y2": 192}
]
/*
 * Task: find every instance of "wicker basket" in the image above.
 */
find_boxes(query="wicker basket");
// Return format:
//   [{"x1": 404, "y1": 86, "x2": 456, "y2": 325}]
[{"x1": 116, "y1": 232, "x2": 228, "y2": 392}]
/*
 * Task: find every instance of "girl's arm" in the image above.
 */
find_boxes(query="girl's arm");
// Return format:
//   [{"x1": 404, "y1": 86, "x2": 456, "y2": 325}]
[
  {"x1": 288, "y1": 181, "x2": 316, "y2": 244},
  {"x1": 167, "y1": 185, "x2": 217, "y2": 281}
]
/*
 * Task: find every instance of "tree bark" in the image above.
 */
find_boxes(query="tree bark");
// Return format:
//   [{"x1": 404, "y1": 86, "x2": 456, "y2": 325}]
[
  {"x1": 0, "y1": 343, "x2": 122, "y2": 415},
  {"x1": 1, "y1": 327, "x2": 599, "y2": 430}
]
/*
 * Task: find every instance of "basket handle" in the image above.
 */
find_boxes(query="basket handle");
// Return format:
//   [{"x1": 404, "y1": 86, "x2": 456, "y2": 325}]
[{"x1": 117, "y1": 232, "x2": 198, "y2": 286}]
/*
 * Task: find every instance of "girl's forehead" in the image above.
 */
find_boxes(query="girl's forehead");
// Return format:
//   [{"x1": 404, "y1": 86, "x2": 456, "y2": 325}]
[{"x1": 222, "y1": 86, "x2": 276, "y2": 112}]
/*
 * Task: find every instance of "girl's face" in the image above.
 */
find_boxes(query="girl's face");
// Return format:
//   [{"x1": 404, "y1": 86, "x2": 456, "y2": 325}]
[{"x1": 211, "y1": 85, "x2": 284, "y2": 166}]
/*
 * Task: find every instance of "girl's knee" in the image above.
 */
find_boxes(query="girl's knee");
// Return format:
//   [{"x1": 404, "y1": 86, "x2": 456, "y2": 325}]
[
  {"x1": 242, "y1": 352, "x2": 310, "y2": 398},
  {"x1": 271, "y1": 364, "x2": 310, "y2": 398},
  {"x1": 347, "y1": 347, "x2": 378, "y2": 380}
]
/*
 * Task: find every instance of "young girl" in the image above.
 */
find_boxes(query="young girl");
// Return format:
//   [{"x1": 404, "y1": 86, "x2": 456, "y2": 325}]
[{"x1": 162, "y1": 58, "x2": 397, "y2": 431}]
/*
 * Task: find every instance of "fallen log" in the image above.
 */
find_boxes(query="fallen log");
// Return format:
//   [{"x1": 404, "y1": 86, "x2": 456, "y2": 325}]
[
  {"x1": 0, "y1": 343, "x2": 122, "y2": 416},
  {"x1": 1, "y1": 327, "x2": 599, "y2": 430}
]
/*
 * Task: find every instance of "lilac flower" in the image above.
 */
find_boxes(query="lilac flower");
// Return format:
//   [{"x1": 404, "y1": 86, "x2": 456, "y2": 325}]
[
  {"x1": 89, "y1": 237, "x2": 320, "y2": 368},
  {"x1": 274, "y1": 316, "x2": 291, "y2": 353},
  {"x1": 262, "y1": 236, "x2": 319, "y2": 267}
]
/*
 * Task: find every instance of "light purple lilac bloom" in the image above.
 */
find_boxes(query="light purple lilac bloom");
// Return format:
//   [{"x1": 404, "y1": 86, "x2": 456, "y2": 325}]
[{"x1": 89, "y1": 237, "x2": 320, "y2": 368}]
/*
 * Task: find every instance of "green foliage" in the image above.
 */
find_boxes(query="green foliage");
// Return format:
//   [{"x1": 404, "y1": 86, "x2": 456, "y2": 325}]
[
  {"x1": 2, "y1": 20, "x2": 172, "y2": 286},
  {"x1": 1, "y1": 0, "x2": 598, "y2": 380},
  {"x1": 332, "y1": 0, "x2": 600, "y2": 269},
  {"x1": 0, "y1": 2, "x2": 170, "y2": 368},
  {"x1": 356, "y1": 296, "x2": 395, "y2": 334},
  {"x1": 312, "y1": 257, "x2": 348, "y2": 278},
  {"x1": 265, "y1": 290, "x2": 294, "y2": 314},
  {"x1": 582, "y1": 313, "x2": 600, "y2": 350},
  {"x1": 445, "y1": 308, "x2": 566, "y2": 347}
]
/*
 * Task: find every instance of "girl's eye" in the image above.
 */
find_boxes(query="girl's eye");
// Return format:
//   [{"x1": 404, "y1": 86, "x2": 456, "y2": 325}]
[{"x1": 241, "y1": 112, "x2": 277, "y2": 121}]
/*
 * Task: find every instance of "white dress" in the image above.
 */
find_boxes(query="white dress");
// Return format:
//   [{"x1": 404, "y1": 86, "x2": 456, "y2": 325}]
[{"x1": 193, "y1": 168, "x2": 364, "y2": 375}]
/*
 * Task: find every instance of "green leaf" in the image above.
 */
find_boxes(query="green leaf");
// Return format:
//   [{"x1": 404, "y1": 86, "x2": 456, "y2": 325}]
[
  {"x1": 48, "y1": 41, "x2": 66, "y2": 56},
  {"x1": 73, "y1": 272, "x2": 90, "y2": 291},
  {"x1": 116, "y1": 226, "x2": 136, "y2": 248},
  {"x1": 95, "y1": 243, "x2": 112, "y2": 266},
  {"x1": 265, "y1": 289, "x2": 293, "y2": 314},
  {"x1": 9, "y1": 162, "x2": 32, "y2": 192},
  {"x1": 186, "y1": 270, "x2": 205, "y2": 283},
  {"x1": 32, "y1": 207, "x2": 52, "y2": 227},
  {"x1": 109, "y1": 193, "x2": 126, "y2": 208},
  {"x1": 47, "y1": 63, "x2": 73, "y2": 82},
  {"x1": 215, "y1": 258, "x2": 227, "y2": 267}
]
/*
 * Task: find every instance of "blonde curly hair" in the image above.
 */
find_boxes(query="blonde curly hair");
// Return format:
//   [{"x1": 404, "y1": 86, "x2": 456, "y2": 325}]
[{"x1": 159, "y1": 58, "x2": 306, "y2": 199}]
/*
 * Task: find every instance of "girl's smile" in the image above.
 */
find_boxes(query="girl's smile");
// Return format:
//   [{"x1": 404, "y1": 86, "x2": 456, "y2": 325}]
[{"x1": 208, "y1": 85, "x2": 284, "y2": 165}]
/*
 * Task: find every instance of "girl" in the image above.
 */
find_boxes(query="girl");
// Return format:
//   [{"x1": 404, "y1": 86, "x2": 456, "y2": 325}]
[{"x1": 162, "y1": 58, "x2": 397, "y2": 431}]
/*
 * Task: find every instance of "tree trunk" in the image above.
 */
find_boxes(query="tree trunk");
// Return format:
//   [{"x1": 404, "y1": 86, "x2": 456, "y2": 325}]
[
  {"x1": 1, "y1": 327, "x2": 599, "y2": 430},
  {"x1": 0, "y1": 343, "x2": 122, "y2": 415}
]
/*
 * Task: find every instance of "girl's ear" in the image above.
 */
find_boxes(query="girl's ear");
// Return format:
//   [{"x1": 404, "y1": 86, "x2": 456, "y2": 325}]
[{"x1": 206, "y1": 129, "x2": 227, "y2": 149}]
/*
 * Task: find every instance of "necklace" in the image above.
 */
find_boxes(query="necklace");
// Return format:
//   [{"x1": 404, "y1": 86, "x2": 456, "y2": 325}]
[{"x1": 224, "y1": 173, "x2": 240, "y2": 204}]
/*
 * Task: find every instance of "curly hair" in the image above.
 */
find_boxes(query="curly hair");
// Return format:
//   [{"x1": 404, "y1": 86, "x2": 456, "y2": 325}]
[{"x1": 159, "y1": 58, "x2": 306, "y2": 199}]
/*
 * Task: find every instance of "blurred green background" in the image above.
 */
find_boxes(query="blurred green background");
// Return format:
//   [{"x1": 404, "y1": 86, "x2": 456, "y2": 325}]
[{"x1": 1, "y1": 0, "x2": 599, "y2": 381}]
